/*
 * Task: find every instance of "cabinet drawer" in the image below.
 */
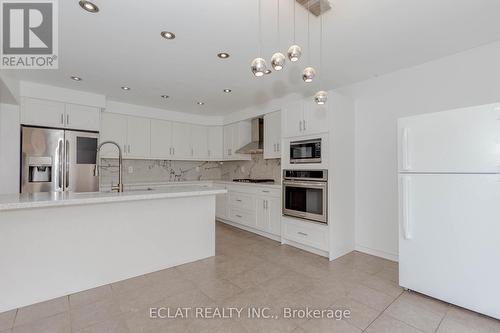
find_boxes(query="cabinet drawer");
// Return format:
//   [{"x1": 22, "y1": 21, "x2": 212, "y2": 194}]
[
  {"x1": 229, "y1": 208, "x2": 256, "y2": 227},
  {"x1": 229, "y1": 193, "x2": 255, "y2": 210},
  {"x1": 256, "y1": 187, "x2": 281, "y2": 197},
  {"x1": 283, "y1": 219, "x2": 328, "y2": 251}
]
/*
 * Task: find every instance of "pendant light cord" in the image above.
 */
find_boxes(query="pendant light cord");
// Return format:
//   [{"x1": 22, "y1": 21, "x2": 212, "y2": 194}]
[
  {"x1": 320, "y1": 13, "x2": 323, "y2": 86},
  {"x1": 293, "y1": 0, "x2": 296, "y2": 43},
  {"x1": 259, "y1": 0, "x2": 262, "y2": 56},
  {"x1": 307, "y1": 0, "x2": 310, "y2": 64},
  {"x1": 277, "y1": 0, "x2": 280, "y2": 47}
]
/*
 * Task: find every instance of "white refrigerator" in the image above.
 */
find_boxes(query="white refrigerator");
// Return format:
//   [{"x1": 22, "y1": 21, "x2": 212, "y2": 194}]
[{"x1": 398, "y1": 103, "x2": 500, "y2": 319}]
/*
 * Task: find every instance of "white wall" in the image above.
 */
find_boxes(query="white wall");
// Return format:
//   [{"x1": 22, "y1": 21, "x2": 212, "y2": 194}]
[
  {"x1": 339, "y1": 41, "x2": 500, "y2": 261},
  {"x1": 0, "y1": 104, "x2": 20, "y2": 194}
]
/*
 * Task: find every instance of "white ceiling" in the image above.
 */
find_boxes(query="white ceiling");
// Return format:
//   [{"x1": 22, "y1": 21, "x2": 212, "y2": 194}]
[{"x1": 7, "y1": 0, "x2": 500, "y2": 115}]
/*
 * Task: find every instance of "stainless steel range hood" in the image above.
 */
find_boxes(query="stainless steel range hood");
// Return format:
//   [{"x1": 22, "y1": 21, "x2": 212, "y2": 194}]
[{"x1": 235, "y1": 118, "x2": 263, "y2": 154}]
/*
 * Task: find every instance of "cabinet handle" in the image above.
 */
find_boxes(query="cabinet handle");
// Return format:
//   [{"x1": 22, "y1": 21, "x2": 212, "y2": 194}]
[
  {"x1": 128, "y1": 145, "x2": 131, "y2": 154},
  {"x1": 303, "y1": 120, "x2": 306, "y2": 131},
  {"x1": 60, "y1": 114, "x2": 64, "y2": 125},
  {"x1": 262, "y1": 190, "x2": 270, "y2": 193},
  {"x1": 191, "y1": 148, "x2": 194, "y2": 156},
  {"x1": 265, "y1": 200, "x2": 268, "y2": 209},
  {"x1": 236, "y1": 214, "x2": 242, "y2": 218},
  {"x1": 263, "y1": 200, "x2": 266, "y2": 209},
  {"x1": 277, "y1": 143, "x2": 280, "y2": 152},
  {"x1": 66, "y1": 114, "x2": 69, "y2": 125},
  {"x1": 299, "y1": 120, "x2": 302, "y2": 132},
  {"x1": 173, "y1": 147, "x2": 175, "y2": 155},
  {"x1": 297, "y1": 231, "x2": 308, "y2": 236},
  {"x1": 236, "y1": 199, "x2": 242, "y2": 202},
  {"x1": 208, "y1": 149, "x2": 211, "y2": 156},
  {"x1": 273, "y1": 143, "x2": 276, "y2": 152}
]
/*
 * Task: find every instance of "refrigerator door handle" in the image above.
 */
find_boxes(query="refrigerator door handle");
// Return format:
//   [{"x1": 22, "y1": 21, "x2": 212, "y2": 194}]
[
  {"x1": 65, "y1": 140, "x2": 70, "y2": 191},
  {"x1": 401, "y1": 176, "x2": 412, "y2": 240},
  {"x1": 58, "y1": 139, "x2": 64, "y2": 190},
  {"x1": 402, "y1": 128, "x2": 411, "y2": 171}
]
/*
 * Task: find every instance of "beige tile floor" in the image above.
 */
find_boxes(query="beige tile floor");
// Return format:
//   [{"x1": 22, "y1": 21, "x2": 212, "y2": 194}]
[{"x1": 1, "y1": 222, "x2": 499, "y2": 333}]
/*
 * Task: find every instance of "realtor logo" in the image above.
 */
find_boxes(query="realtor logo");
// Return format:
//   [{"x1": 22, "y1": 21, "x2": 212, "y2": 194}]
[{"x1": 1, "y1": 0, "x2": 58, "y2": 69}]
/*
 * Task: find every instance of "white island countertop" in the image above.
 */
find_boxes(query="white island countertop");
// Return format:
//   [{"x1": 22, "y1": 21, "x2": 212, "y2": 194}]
[{"x1": 0, "y1": 185, "x2": 227, "y2": 212}]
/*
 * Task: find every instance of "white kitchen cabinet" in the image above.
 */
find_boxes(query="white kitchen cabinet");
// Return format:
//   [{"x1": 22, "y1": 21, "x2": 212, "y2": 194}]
[
  {"x1": 100, "y1": 112, "x2": 127, "y2": 158},
  {"x1": 223, "y1": 121, "x2": 252, "y2": 160},
  {"x1": 208, "y1": 126, "x2": 223, "y2": 160},
  {"x1": 126, "y1": 116, "x2": 150, "y2": 158},
  {"x1": 171, "y1": 122, "x2": 192, "y2": 159},
  {"x1": 21, "y1": 98, "x2": 100, "y2": 131},
  {"x1": 150, "y1": 119, "x2": 173, "y2": 159},
  {"x1": 191, "y1": 125, "x2": 209, "y2": 160},
  {"x1": 264, "y1": 111, "x2": 281, "y2": 159},
  {"x1": 303, "y1": 100, "x2": 329, "y2": 136},
  {"x1": 283, "y1": 99, "x2": 328, "y2": 138},
  {"x1": 65, "y1": 104, "x2": 100, "y2": 131},
  {"x1": 217, "y1": 183, "x2": 281, "y2": 240},
  {"x1": 256, "y1": 196, "x2": 281, "y2": 236},
  {"x1": 21, "y1": 98, "x2": 66, "y2": 128}
]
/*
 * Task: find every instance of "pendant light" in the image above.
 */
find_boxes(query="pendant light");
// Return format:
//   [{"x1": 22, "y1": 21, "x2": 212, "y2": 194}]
[
  {"x1": 302, "y1": 0, "x2": 316, "y2": 82},
  {"x1": 314, "y1": 13, "x2": 327, "y2": 104},
  {"x1": 251, "y1": 0, "x2": 267, "y2": 77},
  {"x1": 271, "y1": 0, "x2": 286, "y2": 71},
  {"x1": 287, "y1": 0, "x2": 302, "y2": 62}
]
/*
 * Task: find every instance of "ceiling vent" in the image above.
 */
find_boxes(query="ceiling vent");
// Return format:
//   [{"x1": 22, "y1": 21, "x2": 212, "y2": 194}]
[{"x1": 296, "y1": 0, "x2": 331, "y2": 17}]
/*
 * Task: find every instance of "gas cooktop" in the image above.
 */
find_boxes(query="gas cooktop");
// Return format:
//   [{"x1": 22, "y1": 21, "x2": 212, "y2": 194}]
[{"x1": 232, "y1": 179, "x2": 275, "y2": 184}]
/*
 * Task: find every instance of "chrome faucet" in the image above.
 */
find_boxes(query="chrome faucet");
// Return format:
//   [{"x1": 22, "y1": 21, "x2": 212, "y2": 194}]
[{"x1": 94, "y1": 141, "x2": 124, "y2": 193}]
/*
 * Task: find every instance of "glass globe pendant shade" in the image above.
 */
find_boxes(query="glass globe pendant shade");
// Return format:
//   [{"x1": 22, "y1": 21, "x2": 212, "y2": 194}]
[
  {"x1": 251, "y1": 57, "x2": 267, "y2": 77},
  {"x1": 271, "y1": 52, "x2": 286, "y2": 71},
  {"x1": 302, "y1": 67, "x2": 316, "y2": 83},
  {"x1": 314, "y1": 90, "x2": 328, "y2": 105},
  {"x1": 287, "y1": 45, "x2": 302, "y2": 62}
]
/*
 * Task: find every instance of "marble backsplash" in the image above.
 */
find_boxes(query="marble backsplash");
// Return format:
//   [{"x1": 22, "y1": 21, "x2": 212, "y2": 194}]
[{"x1": 99, "y1": 155, "x2": 281, "y2": 186}]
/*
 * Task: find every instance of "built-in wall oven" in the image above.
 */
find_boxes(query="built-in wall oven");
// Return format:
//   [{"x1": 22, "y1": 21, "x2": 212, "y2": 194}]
[
  {"x1": 282, "y1": 169, "x2": 328, "y2": 224},
  {"x1": 289, "y1": 138, "x2": 322, "y2": 164}
]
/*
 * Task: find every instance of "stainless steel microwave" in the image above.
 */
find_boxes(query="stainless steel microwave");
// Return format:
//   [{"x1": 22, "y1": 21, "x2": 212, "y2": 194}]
[{"x1": 289, "y1": 138, "x2": 321, "y2": 164}]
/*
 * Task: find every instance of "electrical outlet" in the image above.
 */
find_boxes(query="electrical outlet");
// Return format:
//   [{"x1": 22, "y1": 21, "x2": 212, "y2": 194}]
[{"x1": 128, "y1": 166, "x2": 134, "y2": 174}]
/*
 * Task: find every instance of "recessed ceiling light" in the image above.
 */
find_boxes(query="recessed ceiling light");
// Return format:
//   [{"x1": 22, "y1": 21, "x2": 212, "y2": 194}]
[
  {"x1": 223, "y1": 89, "x2": 232, "y2": 93},
  {"x1": 264, "y1": 69, "x2": 272, "y2": 75},
  {"x1": 217, "y1": 52, "x2": 230, "y2": 59},
  {"x1": 79, "y1": 0, "x2": 99, "y2": 13},
  {"x1": 160, "y1": 31, "x2": 176, "y2": 40},
  {"x1": 121, "y1": 86, "x2": 131, "y2": 91},
  {"x1": 70, "y1": 76, "x2": 82, "y2": 81},
  {"x1": 161, "y1": 95, "x2": 169, "y2": 99},
  {"x1": 197, "y1": 102, "x2": 205, "y2": 105}
]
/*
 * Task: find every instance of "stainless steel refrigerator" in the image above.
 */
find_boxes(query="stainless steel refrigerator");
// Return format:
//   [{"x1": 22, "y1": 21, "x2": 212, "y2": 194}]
[{"x1": 21, "y1": 126, "x2": 99, "y2": 193}]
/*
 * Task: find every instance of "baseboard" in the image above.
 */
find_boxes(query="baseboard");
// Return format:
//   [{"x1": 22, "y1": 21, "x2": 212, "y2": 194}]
[
  {"x1": 281, "y1": 238, "x2": 329, "y2": 258},
  {"x1": 329, "y1": 247, "x2": 354, "y2": 261},
  {"x1": 216, "y1": 218, "x2": 281, "y2": 242},
  {"x1": 355, "y1": 244, "x2": 399, "y2": 262}
]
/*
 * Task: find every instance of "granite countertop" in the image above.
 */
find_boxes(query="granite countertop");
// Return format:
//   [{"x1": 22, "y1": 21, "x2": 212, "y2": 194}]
[{"x1": 0, "y1": 185, "x2": 227, "y2": 212}]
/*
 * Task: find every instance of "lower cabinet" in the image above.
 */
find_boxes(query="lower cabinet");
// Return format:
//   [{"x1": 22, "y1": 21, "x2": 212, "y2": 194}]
[{"x1": 215, "y1": 184, "x2": 281, "y2": 239}]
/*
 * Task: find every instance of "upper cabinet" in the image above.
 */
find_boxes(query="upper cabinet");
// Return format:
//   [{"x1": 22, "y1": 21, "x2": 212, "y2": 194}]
[
  {"x1": 149, "y1": 120, "x2": 224, "y2": 161},
  {"x1": 207, "y1": 126, "x2": 223, "y2": 160},
  {"x1": 282, "y1": 99, "x2": 328, "y2": 138},
  {"x1": 223, "y1": 121, "x2": 252, "y2": 161},
  {"x1": 100, "y1": 113, "x2": 150, "y2": 159},
  {"x1": 264, "y1": 111, "x2": 281, "y2": 159},
  {"x1": 150, "y1": 120, "x2": 172, "y2": 159},
  {"x1": 20, "y1": 97, "x2": 100, "y2": 131}
]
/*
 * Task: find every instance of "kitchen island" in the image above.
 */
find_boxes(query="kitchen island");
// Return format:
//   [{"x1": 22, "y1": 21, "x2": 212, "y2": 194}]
[{"x1": 0, "y1": 185, "x2": 226, "y2": 312}]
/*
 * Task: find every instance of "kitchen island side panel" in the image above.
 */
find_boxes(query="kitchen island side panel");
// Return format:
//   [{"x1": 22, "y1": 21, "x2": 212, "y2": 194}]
[{"x1": 0, "y1": 195, "x2": 215, "y2": 312}]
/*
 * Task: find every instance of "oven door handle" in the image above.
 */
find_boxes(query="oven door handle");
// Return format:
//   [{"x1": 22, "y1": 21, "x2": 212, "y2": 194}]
[{"x1": 283, "y1": 181, "x2": 327, "y2": 189}]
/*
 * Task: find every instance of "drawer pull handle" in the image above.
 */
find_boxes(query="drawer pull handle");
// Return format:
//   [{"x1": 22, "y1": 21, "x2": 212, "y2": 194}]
[
  {"x1": 236, "y1": 199, "x2": 242, "y2": 202},
  {"x1": 262, "y1": 190, "x2": 270, "y2": 193},
  {"x1": 297, "y1": 232, "x2": 308, "y2": 236},
  {"x1": 236, "y1": 214, "x2": 243, "y2": 218}
]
